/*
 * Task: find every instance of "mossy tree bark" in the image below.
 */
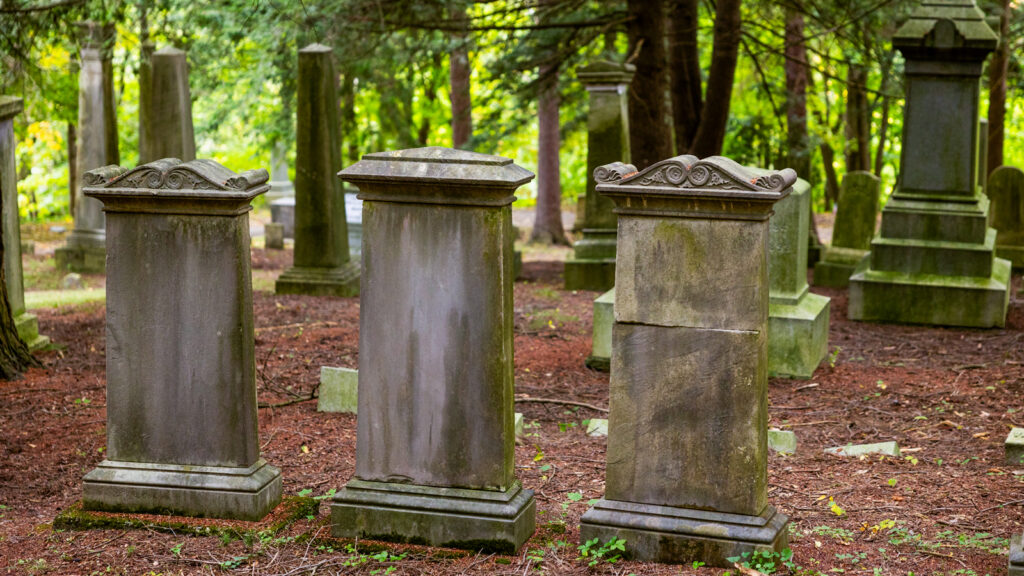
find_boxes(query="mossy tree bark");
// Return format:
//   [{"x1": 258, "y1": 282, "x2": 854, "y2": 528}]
[
  {"x1": 987, "y1": 0, "x2": 1011, "y2": 177},
  {"x1": 0, "y1": 175, "x2": 39, "y2": 379}
]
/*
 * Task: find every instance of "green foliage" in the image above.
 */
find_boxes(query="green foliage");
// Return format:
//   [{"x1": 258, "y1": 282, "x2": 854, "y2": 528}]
[
  {"x1": 726, "y1": 548, "x2": 796, "y2": 574},
  {"x1": 576, "y1": 536, "x2": 625, "y2": 567}
]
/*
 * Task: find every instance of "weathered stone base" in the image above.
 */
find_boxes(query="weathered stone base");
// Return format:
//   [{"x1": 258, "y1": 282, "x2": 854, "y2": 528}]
[
  {"x1": 275, "y1": 262, "x2": 360, "y2": 297},
  {"x1": 15, "y1": 312, "x2": 49, "y2": 352},
  {"x1": 82, "y1": 458, "x2": 283, "y2": 521},
  {"x1": 813, "y1": 260, "x2": 856, "y2": 288},
  {"x1": 54, "y1": 244, "x2": 105, "y2": 273},
  {"x1": 768, "y1": 292, "x2": 830, "y2": 379},
  {"x1": 580, "y1": 499, "x2": 788, "y2": 567},
  {"x1": 997, "y1": 245, "x2": 1024, "y2": 269},
  {"x1": 565, "y1": 259, "x2": 615, "y2": 292},
  {"x1": 848, "y1": 257, "x2": 1010, "y2": 327},
  {"x1": 331, "y1": 479, "x2": 536, "y2": 553},
  {"x1": 1010, "y1": 533, "x2": 1024, "y2": 576},
  {"x1": 585, "y1": 288, "x2": 614, "y2": 371}
]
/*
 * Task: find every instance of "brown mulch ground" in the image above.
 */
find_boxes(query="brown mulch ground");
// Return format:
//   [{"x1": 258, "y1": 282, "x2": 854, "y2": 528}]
[{"x1": 1, "y1": 248, "x2": 1022, "y2": 575}]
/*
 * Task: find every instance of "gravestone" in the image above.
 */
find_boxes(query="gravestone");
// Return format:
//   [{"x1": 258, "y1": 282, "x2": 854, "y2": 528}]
[
  {"x1": 332, "y1": 147, "x2": 536, "y2": 553},
  {"x1": 55, "y1": 21, "x2": 119, "y2": 274},
  {"x1": 1005, "y1": 427, "x2": 1024, "y2": 465},
  {"x1": 264, "y1": 222, "x2": 284, "y2": 250},
  {"x1": 345, "y1": 189, "x2": 362, "y2": 256},
  {"x1": 767, "y1": 176, "x2": 830, "y2": 378},
  {"x1": 275, "y1": 45, "x2": 359, "y2": 297},
  {"x1": 585, "y1": 288, "x2": 614, "y2": 370},
  {"x1": 318, "y1": 366, "x2": 357, "y2": 413},
  {"x1": 580, "y1": 156, "x2": 791, "y2": 566},
  {"x1": 0, "y1": 97, "x2": 49, "y2": 351},
  {"x1": 849, "y1": 0, "x2": 1010, "y2": 327},
  {"x1": 978, "y1": 118, "x2": 988, "y2": 189},
  {"x1": 269, "y1": 197, "x2": 295, "y2": 238},
  {"x1": 1012, "y1": 537, "x2": 1024, "y2": 576},
  {"x1": 266, "y1": 141, "x2": 295, "y2": 203},
  {"x1": 814, "y1": 171, "x2": 880, "y2": 287},
  {"x1": 986, "y1": 166, "x2": 1024, "y2": 267},
  {"x1": 138, "y1": 47, "x2": 195, "y2": 163},
  {"x1": 564, "y1": 61, "x2": 633, "y2": 291},
  {"x1": 80, "y1": 158, "x2": 282, "y2": 520}
]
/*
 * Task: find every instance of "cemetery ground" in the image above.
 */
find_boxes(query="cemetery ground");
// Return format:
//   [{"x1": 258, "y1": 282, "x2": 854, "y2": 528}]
[{"x1": 1, "y1": 226, "x2": 1024, "y2": 575}]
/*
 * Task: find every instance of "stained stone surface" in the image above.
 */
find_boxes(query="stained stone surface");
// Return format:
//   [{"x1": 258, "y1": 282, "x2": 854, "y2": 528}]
[
  {"x1": 264, "y1": 222, "x2": 285, "y2": 250},
  {"x1": 138, "y1": 47, "x2": 195, "y2": 163},
  {"x1": 766, "y1": 176, "x2": 830, "y2": 378},
  {"x1": 580, "y1": 155, "x2": 791, "y2": 566},
  {"x1": 825, "y1": 441, "x2": 900, "y2": 458},
  {"x1": 276, "y1": 44, "x2": 358, "y2": 297},
  {"x1": 318, "y1": 366, "x2": 357, "y2": 413},
  {"x1": 564, "y1": 61, "x2": 633, "y2": 291},
  {"x1": 585, "y1": 418, "x2": 608, "y2": 437},
  {"x1": 1005, "y1": 427, "x2": 1024, "y2": 466},
  {"x1": 585, "y1": 288, "x2": 614, "y2": 371},
  {"x1": 270, "y1": 197, "x2": 295, "y2": 238},
  {"x1": 1012, "y1": 533, "x2": 1024, "y2": 576},
  {"x1": 80, "y1": 158, "x2": 281, "y2": 521},
  {"x1": 849, "y1": 0, "x2": 1009, "y2": 328},
  {"x1": 0, "y1": 96, "x2": 49, "y2": 351},
  {"x1": 987, "y1": 166, "x2": 1024, "y2": 267},
  {"x1": 514, "y1": 413, "x2": 524, "y2": 439},
  {"x1": 56, "y1": 22, "x2": 119, "y2": 274},
  {"x1": 815, "y1": 171, "x2": 880, "y2": 287},
  {"x1": 768, "y1": 429, "x2": 796, "y2": 454},
  {"x1": 332, "y1": 146, "x2": 535, "y2": 552}
]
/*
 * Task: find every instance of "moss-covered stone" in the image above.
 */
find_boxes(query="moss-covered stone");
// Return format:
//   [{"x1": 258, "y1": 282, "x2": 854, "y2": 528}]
[
  {"x1": 987, "y1": 166, "x2": 1024, "y2": 268},
  {"x1": 585, "y1": 288, "x2": 614, "y2": 371}
]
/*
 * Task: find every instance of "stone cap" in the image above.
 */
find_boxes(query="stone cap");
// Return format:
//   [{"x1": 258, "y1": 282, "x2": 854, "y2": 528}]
[
  {"x1": 152, "y1": 46, "x2": 186, "y2": 58},
  {"x1": 595, "y1": 155, "x2": 795, "y2": 221},
  {"x1": 83, "y1": 158, "x2": 269, "y2": 215},
  {"x1": 578, "y1": 61, "x2": 635, "y2": 86},
  {"x1": 339, "y1": 146, "x2": 534, "y2": 207},
  {"x1": 0, "y1": 96, "x2": 23, "y2": 121},
  {"x1": 300, "y1": 43, "x2": 333, "y2": 54},
  {"x1": 75, "y1": 21, "x2": 116, "y2": 53},
  {"x1": 893, "y1": 0, "x2": 997, "y2": 58}
]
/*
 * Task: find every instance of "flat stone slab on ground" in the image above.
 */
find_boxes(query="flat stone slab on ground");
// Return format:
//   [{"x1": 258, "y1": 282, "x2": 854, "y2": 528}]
[
  {"x1": 586, "y1": 418, "x2": 608, "y2": 437},
  {"x1": 514, "y1": 412, "x2": 523, "y2": 438},
  {"x1": 1006, "y1": 427, "x2": 1024, "y2": 466},
  {"x1": 768, "y1": 429, "x2": 796, "y2": 454},
  {"x1": 825, "y1": 441, "x2": 900, "y2": 458},
  {"x1": 318, "y1": 366, "x2": 357, "y2": 413}
]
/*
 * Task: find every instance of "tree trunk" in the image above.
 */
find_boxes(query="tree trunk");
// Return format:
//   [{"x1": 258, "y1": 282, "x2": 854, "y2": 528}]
[
  {"x1": 844, "y1": 65, "x2": 870, "y2": 172},
  {"x1": 625, "y1": 0, "x2": 672, "y2": 169},
  {"x1": 873, "y1": 92, "x2": 891, "y2": 177},
  {"x1": 339, "y1": 72, "x2": 358, "y2": 167},
  {"x1": 0, "y1": 173, "x2": 40, "y2": 379},
  {"x1": 531, "y1": 61, "x2": 568, "y2": 245},
  {"x1": 67, "y1": 122, "x2": 77, "y2": 218},
  {"x1": 784, "y1": 9, "x2": 810, "y2": 178},
  {"x1": 987, "y1": 0, "x2": 1011, "y2": 176},
  {"x1": 667, "y1": 0, "x2": 702, "y2": 155},
  {"x1": 689, "y1": 0, "x2": 741, "y2": 158},
  {"x1": 449, "y1": 2, "x2": 473, "y2": 149},
  {"x1": 819, "y1": 141, "x2": 840, "y2": 211}
]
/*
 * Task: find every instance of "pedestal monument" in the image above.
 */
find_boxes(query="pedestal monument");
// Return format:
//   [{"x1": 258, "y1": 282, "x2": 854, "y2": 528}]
[
  {"x1": 580, "y1": 156, "x2": 791, "y2": 565},
  {"x1": 814, "y1": 171, "x2": 881, "y2": 287},
  {"x1": 332, "y1": 147, "x2": 536, "y2": 552},
  {"x1": 849, "y1": 0, "x2": 1010, "y2": 327},
  {"x1": 138, "y1": 47, "x2": 195, "y2": 163}
]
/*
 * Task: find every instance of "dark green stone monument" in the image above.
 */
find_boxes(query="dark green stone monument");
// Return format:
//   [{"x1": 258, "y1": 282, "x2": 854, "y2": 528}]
[
  {"x1": 986, "y1": 166, "x2": 1024, "y2": 267},
  {"x1": 848, "y1": 0, "x2": 1010, "y2": 327},
  {"x1": 276, "y1": 44, "x2": 359, "y2": 297},
  {"x1": 814, "y1": 171, "x2": 881, "y2": 287},
  {"x1": 332, "y1": 147, "x2": 536, "y2": 553},
  {"x1": 564, "y1": 61, "x2": 633, "y2": 291},
  {"x1": 580, "y1": 156, "x2": 791, "y2": 566}
]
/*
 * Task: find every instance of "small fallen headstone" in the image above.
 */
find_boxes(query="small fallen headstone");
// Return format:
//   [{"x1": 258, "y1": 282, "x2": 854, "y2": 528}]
[
  {"x1": 61, "y1": 272, "x2": 83, "y2": 290},
  {"x1": 49, "y1": 225, "x2": 66, "y2": 234},
  {"x1": 768, "y1": 429, "x2": 797, "y2": 454},
  {"x1": 514, "y1": 412, "x2": 524, "y2": 438},
  {"x1": 585, "y1": 418, "x2": 608, "y2": 437},
  {"x1": 825, "y1": 441, "x2": 900, "y2": 458},
  {"x1": 317, "y1": 366, "x2": 357, "y2": 413},
  {"x1": 265, "y1": 222, "x2": 285, "y2": 250},
  {"x1": 1005, "y1": 428, "x2": 1024, "y2": 466}
]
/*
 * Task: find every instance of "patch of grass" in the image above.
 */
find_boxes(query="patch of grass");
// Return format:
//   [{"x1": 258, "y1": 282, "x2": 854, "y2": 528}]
[
  {"x1": 526, "y1": 309, "x2": 578, "y2": 331},
  {"x1": 25, "y1": 288, "x2": 106, "y2": 310}
]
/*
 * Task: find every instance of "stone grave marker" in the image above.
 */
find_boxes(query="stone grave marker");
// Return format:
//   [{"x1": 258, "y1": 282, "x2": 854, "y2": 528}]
[
  {"x1": 564, "y1": 61, "x2": 633, "y2": 291},
  {"x1": 986, "y1": 166, "x2": 1024, "y2": 267},
  {"x1": 849, "y1": 0, "x2": 1010, "y2": 327},
  {"x1": 318, "y1": 366, "x2": 357, "y2": 413},
  {"x1": 264, "y1": 222, "x2": 285, "y2": 250},
  {"x1": 585, "y1": 288, "x2": 614, "y2": 371},
  {"x1": 580, "y1": 156, "x2": 791, "y2": 566},
  {"x1": 0, "y1": 96, "x2": 49, "y2": 351},
  {"x1": 138, "y1": 47, "x2": 195, "y2": 163},
  {"x1": 814, "y1": 171, "x2": 880, "y2": 287},
  {"x1": 56, "y1": 21, "x2": 119, "y2": 274},
  {"x1": 332, "y1": 147, "x2": 536, "y2": 552},
  {"x1": 276, "y1": 44, "x2": 359, "y2": 297},
  {"x1": 80, "y1": 158, "x2": 282, "y2": 520},
  {"x1": 766, "y1": 175, "x2": 830, "y2": 378},
  {"x1": 1005, "y1": 427, "x2": 1024, "y2": 465}
]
